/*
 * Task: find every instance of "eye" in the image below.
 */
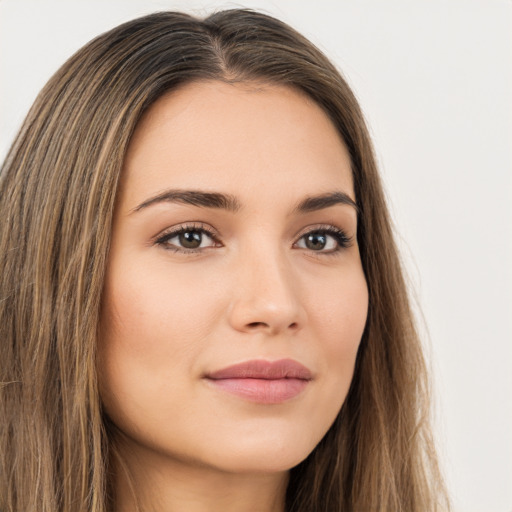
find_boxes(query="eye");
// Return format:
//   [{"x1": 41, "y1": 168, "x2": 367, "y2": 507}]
[
  {"x1": 155, "y1": 224, "x2": 220, "y2": 252},
  {"x1": 295, "y1": 227, "x2": 352, "y2": 253}
]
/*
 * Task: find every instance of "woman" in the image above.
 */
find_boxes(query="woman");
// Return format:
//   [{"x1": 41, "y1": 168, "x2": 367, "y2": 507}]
[{"x1": 0, "y1": 9, "x2": 449, "y2": 512}]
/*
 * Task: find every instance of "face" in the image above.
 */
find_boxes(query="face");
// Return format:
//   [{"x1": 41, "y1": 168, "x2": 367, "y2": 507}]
[{"x1": 99, "y1": 81, "x2": 368, "y2": 475}]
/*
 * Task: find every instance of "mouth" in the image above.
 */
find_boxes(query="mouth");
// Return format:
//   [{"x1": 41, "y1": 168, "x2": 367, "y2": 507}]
[{"x1": 204, "y1": 359, "x2": 313, "y2": 404}]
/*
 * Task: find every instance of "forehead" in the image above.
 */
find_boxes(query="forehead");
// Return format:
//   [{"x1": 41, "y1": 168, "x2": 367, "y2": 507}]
[{"x1": 120, "y1": 80, "x2": 354, "y2": 210}]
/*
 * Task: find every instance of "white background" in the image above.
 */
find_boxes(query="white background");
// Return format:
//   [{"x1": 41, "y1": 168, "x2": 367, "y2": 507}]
[{"x1": 1, "y1": 1, "x2": 511, "y2": 511}]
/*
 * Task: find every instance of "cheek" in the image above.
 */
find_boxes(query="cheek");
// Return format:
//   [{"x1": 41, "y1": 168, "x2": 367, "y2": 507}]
[
  {"x1": 310, "y1": 261, "x2": 368, "y2": 340},
  {"x1": 97, "y1": 263, "x2": 223, "y2": 426},
  {"x1": 101, "y1": 260, "x2": 222, "y2": 354},
  {"x1": 309, "y1": 265, "x2": 368, "y2": 395}
]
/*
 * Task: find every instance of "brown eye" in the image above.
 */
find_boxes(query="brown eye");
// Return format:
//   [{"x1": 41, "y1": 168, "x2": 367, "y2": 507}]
[
  {"x1": 156, "y1": 226, "x2": 218, "y2": 252},
  {"x1": 295, "y1": 228, "x2": 351, "y2": 253},
  {"x1": 179, "y1": 231, "x2": 203, "y2": 249},
  {"x1": 304, "y1": 233, "x2": 327, "y2": 251}
]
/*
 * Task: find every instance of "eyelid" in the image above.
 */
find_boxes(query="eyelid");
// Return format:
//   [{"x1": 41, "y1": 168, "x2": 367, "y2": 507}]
[
  {"x1": 293, "y1": 224, "x2": 354, "y2": 252},
  {"x1": 153, "y1": 222, "x2": 221, "y2": 252}
]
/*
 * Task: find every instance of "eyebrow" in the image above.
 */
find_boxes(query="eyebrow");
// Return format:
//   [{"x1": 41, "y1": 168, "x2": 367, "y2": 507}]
[
  {"x1": 131, "y1": 189, "x2": 358, "y2": 215},
  {"x1": 131, "y1": 189, "x2": 241, "y2": 213},
  {"x1": 293, "y1": 191, "x2": 358, "y2": 215}
]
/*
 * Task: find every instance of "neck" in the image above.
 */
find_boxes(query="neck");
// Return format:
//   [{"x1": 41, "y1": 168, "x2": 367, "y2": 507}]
[{"x1": 110, "y1": 440, "x2": 289, "y2": 512}]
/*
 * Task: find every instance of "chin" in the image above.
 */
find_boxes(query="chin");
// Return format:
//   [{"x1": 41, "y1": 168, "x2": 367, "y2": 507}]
[
  {"x1": 195, "y1": 427, "x2": 320, "y2": 475},
  {"x1": 210, "y1": 451, "x2": 309, "y2": 475}
]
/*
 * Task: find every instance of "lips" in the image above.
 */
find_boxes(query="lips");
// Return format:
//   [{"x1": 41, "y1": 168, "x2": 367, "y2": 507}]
[{"x1": 205, "y1": 359, "x2": 312, "y2": 404}]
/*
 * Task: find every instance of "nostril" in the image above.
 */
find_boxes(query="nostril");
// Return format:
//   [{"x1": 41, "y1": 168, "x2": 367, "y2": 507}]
[
  {"x1": 247, "y1": 322, "x2": 268, "y2": 329},
  {"x1": 246, "y1": 321, "x2": 299, "y2": 331}
]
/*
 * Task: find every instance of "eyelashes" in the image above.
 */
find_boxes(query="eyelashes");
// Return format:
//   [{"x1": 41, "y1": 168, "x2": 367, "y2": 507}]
[
  {"x1": 294, "y1": 226, "x2": 352, "y2": 253},
  {"x1": 154, "y1": 222, "x2": 353, "y2": 255},
  {"x1": 155, "y1": 223, "x2": 221, "y2": 252}
]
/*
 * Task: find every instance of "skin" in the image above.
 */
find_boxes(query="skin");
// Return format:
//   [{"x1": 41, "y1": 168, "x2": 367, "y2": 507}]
[{"x1": 99, "y1": 80, "x2": 369, "y2": 512}]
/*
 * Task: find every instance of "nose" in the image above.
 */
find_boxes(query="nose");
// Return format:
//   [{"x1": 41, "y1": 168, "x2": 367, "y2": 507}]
[{"x1": 227, "y1": 247, "x2": 307, "y2": 336}]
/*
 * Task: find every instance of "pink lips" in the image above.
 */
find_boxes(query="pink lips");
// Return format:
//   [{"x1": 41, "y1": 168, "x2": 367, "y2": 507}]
[{"x1": 205, "y1": 359, "x2": 312, "y2": 404}]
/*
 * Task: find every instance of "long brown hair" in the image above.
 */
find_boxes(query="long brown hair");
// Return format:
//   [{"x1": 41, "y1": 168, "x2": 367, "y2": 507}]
[{"x1": 0, "y1": 9, "x2": 449, "y2": 511}]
